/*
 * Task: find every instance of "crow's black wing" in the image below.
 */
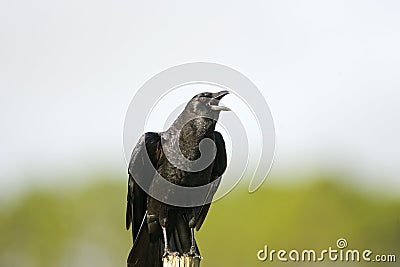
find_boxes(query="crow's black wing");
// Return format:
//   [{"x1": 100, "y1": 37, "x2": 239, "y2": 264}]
[
  {"x1": 195, "y1": 131, "x2": 227, "y2": 230},
  {"x1": 126, "y1": 132, "x2": 161, "y2": 240}
]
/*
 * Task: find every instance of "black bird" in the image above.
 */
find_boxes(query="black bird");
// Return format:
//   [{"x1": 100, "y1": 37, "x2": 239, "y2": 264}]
[{"x1": 126, "y1": 91, "x2": 230, "y2": 267}]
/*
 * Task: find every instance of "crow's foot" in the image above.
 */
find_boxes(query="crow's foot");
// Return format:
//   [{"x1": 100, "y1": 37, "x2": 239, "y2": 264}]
[
  {"x1": 162, "y1": 249, "x2": 180, "y2": 258},
  {"x1": 185, "y1": 246, "x2": 201, "y2": 258}
]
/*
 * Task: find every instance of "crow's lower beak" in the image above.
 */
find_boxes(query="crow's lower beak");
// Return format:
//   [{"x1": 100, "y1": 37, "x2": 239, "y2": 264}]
[{"x1": 210, "y1": 91, "x2": 231, "y2": 111}]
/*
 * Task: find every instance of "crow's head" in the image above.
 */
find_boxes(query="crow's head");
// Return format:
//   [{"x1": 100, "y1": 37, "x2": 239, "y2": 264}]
[{"x1": 185, "y1": 91, "x2": 230, "y2": 117}]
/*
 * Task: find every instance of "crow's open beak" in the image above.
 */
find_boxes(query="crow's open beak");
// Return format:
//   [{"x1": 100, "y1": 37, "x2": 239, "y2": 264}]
[{"x1": 210, "y1": 90, "x2": 231, "y2": 111}]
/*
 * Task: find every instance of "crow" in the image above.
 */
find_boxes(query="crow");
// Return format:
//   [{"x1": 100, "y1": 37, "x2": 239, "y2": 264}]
[{"x1": 126, "y1": 91, "x2": 230, "y2": 267}]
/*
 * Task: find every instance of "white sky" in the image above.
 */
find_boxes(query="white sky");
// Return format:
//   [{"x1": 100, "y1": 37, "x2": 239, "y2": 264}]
[{"x1": 1, "y1": 0, "x2": 399, "y2": 195}]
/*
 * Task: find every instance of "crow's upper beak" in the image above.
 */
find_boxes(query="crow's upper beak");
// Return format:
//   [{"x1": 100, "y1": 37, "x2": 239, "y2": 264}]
[
  {"x1": 210, "y1": 90, "x2": 231, "y2": 111},
  {"x1": 213, "y1": 90, "x2": 230, "y2": 100}
]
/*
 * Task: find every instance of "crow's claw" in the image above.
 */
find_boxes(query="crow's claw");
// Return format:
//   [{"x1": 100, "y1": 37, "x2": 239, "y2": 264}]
[
  {"x1": 185, "y1": 246, "x2": 201, "y2": 258},
  {"x1": 163, "y1": 249, "x2": 180, "y2": 258}
]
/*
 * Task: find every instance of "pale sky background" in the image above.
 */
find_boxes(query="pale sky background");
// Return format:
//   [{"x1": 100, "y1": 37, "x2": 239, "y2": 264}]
[{"x1": 1, "y1": 1, "x2": 399, "y2": 197}]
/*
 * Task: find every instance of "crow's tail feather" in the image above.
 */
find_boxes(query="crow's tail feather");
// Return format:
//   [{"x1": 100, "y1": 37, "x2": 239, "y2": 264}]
[{"x1": 127, "y1": 216, "x2": 162, "y2": 267}]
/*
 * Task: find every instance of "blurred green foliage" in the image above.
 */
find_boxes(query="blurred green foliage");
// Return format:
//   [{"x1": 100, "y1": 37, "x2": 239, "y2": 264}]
[{"x1": 0, "y1": 176, "x2": 399, "y2": 267}]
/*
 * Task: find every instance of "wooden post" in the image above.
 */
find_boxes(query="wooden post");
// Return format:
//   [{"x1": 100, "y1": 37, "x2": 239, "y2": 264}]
[{"x1": 163, "y1": 254, "x2": 201, "y2": 267}]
